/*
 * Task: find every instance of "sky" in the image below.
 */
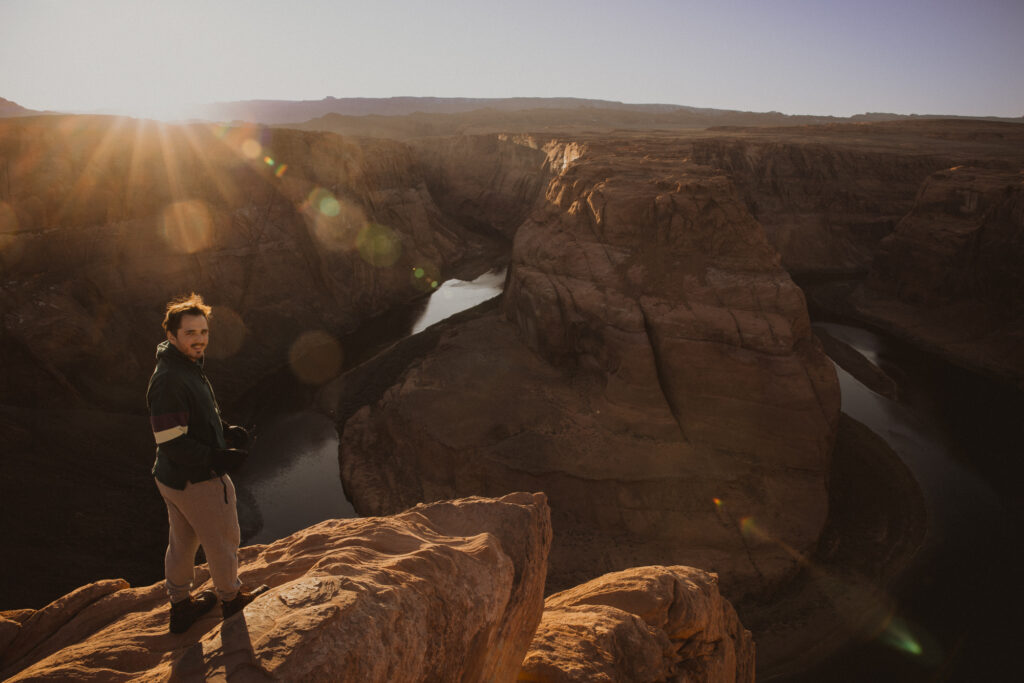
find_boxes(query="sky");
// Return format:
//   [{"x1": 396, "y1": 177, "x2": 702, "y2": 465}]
[{"x1": 1, "y1": 0, "x2": 1022, "y2": 120}]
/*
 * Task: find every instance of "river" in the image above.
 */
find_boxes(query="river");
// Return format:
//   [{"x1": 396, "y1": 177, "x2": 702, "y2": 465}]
[{"x1": 782, "y1": 323, "x2": 1022, "y2": 681}]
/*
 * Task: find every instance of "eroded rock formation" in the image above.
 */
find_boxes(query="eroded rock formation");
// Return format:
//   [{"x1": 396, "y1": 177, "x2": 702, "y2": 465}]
[
  {"x1": 412, "y1": 134, "x2": 549, "y2": 240},
  {"x1": 690, "y1": 136, "x2": 942, "y2": 275},
  {"x1": 856, "y1": 165, "x2": 1024, "y2": 385},
  {"x1": 0, "y1": 492, "x2": 552, "y2": 682},
  {"x1": 340, "y1": 135, "x2": 840, "y2": 597},
  {"x1": 689, "y1": 119, "x2": 1024, "y2": 384},
  {"x1": 521, "y1": 565, "x2": 755, "y2": 682}
]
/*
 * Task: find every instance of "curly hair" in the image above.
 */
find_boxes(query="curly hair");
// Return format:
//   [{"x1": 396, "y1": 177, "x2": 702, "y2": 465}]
[{"x1": 162, "y1": 292, "x2": 213, "y2": 334}]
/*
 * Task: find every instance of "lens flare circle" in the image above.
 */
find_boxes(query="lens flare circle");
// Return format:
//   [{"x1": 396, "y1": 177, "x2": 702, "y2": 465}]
[
  {"x1": 241, "y1": 139, "x2": 262, "y2": 159},
  {"x1": 203, "y1": 306, "x2": 248, "y2": 360},
  {"x1": 0, "y1": 235, "x2": 23, "y2": 269},
  {"x1": 305, "y1": 188, "x2": 341, "y2": 217},
  {"x1": 356, "y1": 223, "x2": 401, "y2": 267},
  {"x1": 288, "y1": 330, "x2": 344, "y2": 385},
  {"x1": 319, "y1": 196, "x2": 341, "y2": 217},
  {"x1": 161, "y1": 200, "x2": 214, "y2": 254},
  {"x1": 0, "y1": 201, "x2": 19, "y2": 234},
  {"x1": 303, "y1": 189, "x2": 366, "y2": 252},
  {"x1": 410, "y1": 261, "x2": 441, "y2": 291}
]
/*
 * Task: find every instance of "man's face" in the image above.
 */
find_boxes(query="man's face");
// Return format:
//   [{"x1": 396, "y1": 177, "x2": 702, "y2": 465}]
[{"x1": 167, "y1": 313, "x2": 209, "y2": 362}]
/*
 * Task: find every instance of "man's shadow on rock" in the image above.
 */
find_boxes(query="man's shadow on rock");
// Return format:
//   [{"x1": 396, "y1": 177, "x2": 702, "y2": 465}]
[{"x1": 170, "y1": 612, "x2": 258, "y2": 680}]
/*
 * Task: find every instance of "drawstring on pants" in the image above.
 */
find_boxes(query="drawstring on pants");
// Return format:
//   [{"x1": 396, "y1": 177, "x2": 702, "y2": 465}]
[{"x1": 220, "y1": 476, "x2": 228, "y2": 504}]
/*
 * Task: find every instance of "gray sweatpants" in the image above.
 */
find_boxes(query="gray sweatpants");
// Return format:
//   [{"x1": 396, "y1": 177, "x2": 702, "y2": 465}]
[{"x1": 156, "y1": 476, "x2": 242, "y2": 603}]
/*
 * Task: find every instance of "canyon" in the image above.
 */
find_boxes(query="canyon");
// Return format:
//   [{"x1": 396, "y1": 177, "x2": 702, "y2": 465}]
[
  {"x1": 339, "y1": 135, "x2": 841, "y2": 599},
  {"x1": 1, "y1": 110, "x2": 1022, "y2": 679}
]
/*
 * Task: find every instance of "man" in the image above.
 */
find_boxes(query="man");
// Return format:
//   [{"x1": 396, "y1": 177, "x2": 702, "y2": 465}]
[{"x1": 147, "y1": 293, "x2": 267, "y2": 634}]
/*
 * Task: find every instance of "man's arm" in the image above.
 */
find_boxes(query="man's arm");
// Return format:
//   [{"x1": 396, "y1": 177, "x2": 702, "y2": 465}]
[{"x1": 148, "y1": 374, "x2": 214, "y2": 470}]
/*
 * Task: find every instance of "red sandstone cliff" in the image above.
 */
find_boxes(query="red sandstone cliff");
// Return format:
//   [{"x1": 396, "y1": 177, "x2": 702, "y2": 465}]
[{"x1": 339, "y1": 135, "x2": 840, "y2": 598}]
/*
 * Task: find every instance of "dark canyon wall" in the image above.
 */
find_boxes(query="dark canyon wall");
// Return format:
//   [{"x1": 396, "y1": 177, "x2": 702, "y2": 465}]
[{"x1": 856, "y1": 164, "x2": 1024, "y2": 385}]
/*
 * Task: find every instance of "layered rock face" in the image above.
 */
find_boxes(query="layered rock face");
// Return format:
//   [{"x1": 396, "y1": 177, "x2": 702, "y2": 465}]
[
  {"x1": 521, "y1": 566, "x2": 754, "y2": 682},
  {"x1": 412, "y1": 134, "x2": 550, "y2": 240},
  {"x1": 340, "y1": 136, "x2": 840, "y2": 596},
  {"x1": 688, "y1": 120, "x2": 1024, "y2": 384},
  {"x1": 0, "y1": 493, "x2": 552, "y2": 682},
  {"x1": 856, "y1": 165, "x2": 1024, "y2": 384},
  {"x1": 689, "y1": 136, "x2": 945, "y2": 276},
  {"x1": 689, "y1": 120, "x2": 1024, "y2": 279}
]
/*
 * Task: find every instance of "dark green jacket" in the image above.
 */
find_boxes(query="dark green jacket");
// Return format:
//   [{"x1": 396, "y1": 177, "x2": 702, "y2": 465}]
[{"x1": 146, "y1": 340, "x2": 226, "y2": 489}]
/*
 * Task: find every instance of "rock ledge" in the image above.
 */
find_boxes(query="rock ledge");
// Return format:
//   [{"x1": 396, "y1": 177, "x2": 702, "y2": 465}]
[{"x1": 1, "y1": 492, "x2": 551, "y2": 682}]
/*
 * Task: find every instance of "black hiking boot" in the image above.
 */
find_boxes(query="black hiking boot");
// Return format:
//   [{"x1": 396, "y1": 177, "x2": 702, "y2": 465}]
[
  {"x1": 169, "y1": 590, "x2": 217, "y2": 634},
  {"x1": 221, "y1": 584, "x2": 269, "y2": 619}
]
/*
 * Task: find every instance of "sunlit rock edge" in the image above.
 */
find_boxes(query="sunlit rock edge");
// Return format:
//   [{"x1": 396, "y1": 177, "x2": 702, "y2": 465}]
[{"x1": 0, "y1": 493, "x2": 754, "y2": 682}]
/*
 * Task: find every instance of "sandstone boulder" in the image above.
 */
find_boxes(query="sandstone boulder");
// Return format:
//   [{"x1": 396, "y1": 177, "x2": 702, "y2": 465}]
[
  {"x1": 340, "y1": 136, "x2": 840, "y2": 597},
  {"x1": 0, "y1": 492, "x2": 552, "y2": 682},
  {"x1": 520, "y1": 565, "x2": 754, "y2": 682}
]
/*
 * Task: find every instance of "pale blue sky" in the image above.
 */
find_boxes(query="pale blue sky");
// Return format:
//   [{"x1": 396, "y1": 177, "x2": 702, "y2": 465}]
[{"x1": 2, "y1": 0, "x2": 1022, "y2": 119}]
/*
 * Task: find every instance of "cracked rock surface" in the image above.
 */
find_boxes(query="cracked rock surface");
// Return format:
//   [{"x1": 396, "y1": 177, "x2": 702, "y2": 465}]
[
  {"x1": 520, "y1": 565, "x2": 755, "y2": 683},
  {"x1": 0, "y1": 492, "x2": 551, "y2": 682}
]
